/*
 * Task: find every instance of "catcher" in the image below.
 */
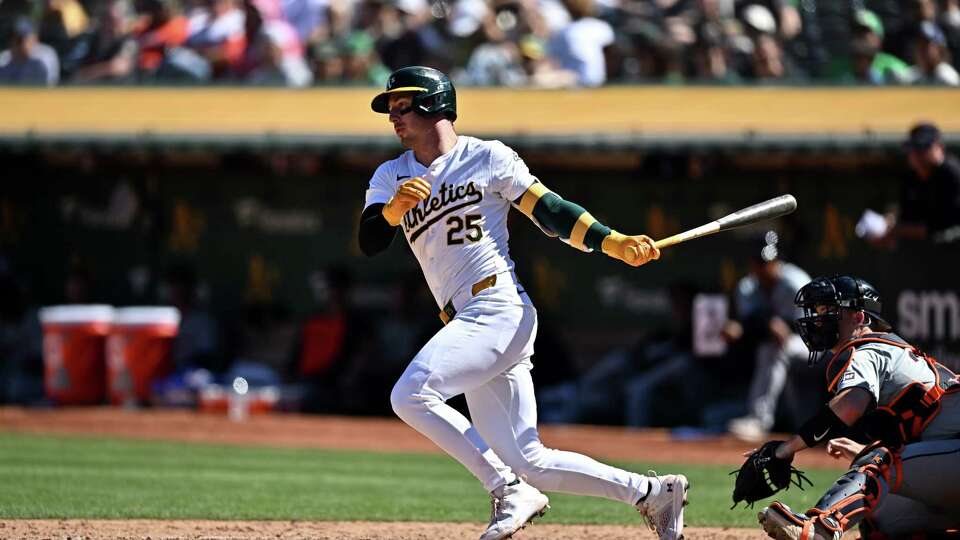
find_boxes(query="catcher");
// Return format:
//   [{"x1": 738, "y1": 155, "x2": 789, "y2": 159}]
[{"x1": 731, "y1": 275, "x2": 960, "y2": 539}]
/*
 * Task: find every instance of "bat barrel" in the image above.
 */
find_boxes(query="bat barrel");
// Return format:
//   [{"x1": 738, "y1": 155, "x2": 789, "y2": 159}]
[{"x1": 715, "y1": 194, "x2": 797, "y2": 232}]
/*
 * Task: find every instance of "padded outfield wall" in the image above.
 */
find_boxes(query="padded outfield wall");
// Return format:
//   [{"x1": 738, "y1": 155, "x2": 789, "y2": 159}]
[{"x1": 1, "y1": 87, "x2": 958, "y2": 367}]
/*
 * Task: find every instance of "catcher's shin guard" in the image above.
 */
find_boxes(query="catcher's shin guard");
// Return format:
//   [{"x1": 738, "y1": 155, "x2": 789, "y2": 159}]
[
  {"x1": 808, "y1": 444, "x2": 900, "y2": 533},
  {"x1": 758, "y1": 501, "x2": 840, "y2": 540}
]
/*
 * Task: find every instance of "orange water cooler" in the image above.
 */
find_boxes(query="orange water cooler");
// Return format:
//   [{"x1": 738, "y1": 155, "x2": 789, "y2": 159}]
[
  {"x1": 106, "y1": 307, "x2": 180, "y2": 406},
  {"x1": 39, "y1": 305, "x2": 115, "y2": 405}
]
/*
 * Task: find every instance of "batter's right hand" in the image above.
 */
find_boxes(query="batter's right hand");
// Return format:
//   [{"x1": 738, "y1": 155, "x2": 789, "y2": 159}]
[
  {"x1": 383, "y1": 177, "x2": 431, "y2": 226},
  {"x1": 601, "y1": 231, "x2": 660, "y2": 267}
]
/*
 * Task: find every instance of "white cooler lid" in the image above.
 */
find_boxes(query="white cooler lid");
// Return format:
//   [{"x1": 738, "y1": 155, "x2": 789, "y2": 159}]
[
  {"x1": 114, "y1": 307, "x2": 181, "y2": 327},
  {"x1": 39, "y1": 304, "x2": 115, "y2": 324}
]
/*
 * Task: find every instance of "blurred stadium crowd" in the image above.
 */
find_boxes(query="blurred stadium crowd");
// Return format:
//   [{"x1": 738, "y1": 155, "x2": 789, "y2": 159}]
[{"x1": 1, "y1": 0, "x2": 960, "y2": 87}]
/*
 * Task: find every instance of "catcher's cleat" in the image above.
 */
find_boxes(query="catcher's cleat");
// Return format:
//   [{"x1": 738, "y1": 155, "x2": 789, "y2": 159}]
[
  {"x1": 758, "y1": 502, "x2": 840, "y2": 540},
  {"x1": 637, "y1": 471, "x2": 689, "y2": 540},
  {"x1": 479, "y1": 477, "x2": 549, "y2": 540}
]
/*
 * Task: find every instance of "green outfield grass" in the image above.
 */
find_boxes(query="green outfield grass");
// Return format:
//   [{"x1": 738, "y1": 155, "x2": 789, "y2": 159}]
[{"x1": 0, "y1": 432, "x2": 841, "y2": 527}]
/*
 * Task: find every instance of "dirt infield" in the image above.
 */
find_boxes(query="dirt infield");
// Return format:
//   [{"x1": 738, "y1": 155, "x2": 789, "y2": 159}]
[
  {"x1": 1, "y1": 407, "x2": 845, "y2": 539},
  {"x1": 2, "y1": 520, "x2": 763, "y2": 540}
]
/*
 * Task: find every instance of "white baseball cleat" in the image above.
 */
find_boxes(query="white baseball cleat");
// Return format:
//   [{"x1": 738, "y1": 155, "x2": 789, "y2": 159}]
[
  {"x1": 636, "y1": 471, "x2": 689, "y2": 540},
  {"x1": 758, "y1": 502, "x2": 840, "y2": 540},
  {"x1": 478, "y1": 477, "x2": 550, "y2": 540}
]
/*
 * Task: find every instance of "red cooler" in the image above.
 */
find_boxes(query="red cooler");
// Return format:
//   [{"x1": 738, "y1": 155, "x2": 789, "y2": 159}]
[
  {"x1": 40, "y1": 305, "x2": 115, "y2": 405},
  {"x1": 107, "y1": 307, "x2": 180, "y2": 406}
]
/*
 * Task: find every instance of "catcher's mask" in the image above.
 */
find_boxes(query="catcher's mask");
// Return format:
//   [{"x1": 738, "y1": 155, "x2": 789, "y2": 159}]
[
  {"x1": 371, "y1": 66, "x2": 457, "y2": 121},
  {"x1": 794, "y1": 275, "x2": 891, "y2": 365}
]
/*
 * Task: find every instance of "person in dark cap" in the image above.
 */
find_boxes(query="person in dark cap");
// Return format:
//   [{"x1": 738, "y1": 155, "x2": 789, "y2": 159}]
[
  {"x1": 0, "y1": 16, "x2": 60, "y2": 85},
  {"x1": 724, "y1": 231, "x2": 813, "y2": 441},
  {"x1": 878, "y1": 122, "x2": 960, "y2": 244}
]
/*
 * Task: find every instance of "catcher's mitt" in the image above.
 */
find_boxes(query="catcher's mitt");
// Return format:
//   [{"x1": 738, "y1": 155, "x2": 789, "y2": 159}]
[{"x1": 730, "y1": 440, "x2": 812, "y2": 508}]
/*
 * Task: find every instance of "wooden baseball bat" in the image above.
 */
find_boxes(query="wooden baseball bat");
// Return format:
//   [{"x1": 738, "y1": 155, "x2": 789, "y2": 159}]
[{"x1": 653, "y1": 194, "x2": 797, "y2": 249}]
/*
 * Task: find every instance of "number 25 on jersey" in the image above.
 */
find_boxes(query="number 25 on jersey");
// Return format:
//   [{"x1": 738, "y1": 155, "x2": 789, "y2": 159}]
[{"x1": 447, "y1": 214, "x2": 483, "y2": 245}]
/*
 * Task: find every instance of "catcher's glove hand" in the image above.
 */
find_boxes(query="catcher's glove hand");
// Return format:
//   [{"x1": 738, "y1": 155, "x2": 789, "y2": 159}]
[{"x1": 730, "y1": 440, "x2": 812, "y2": 508}]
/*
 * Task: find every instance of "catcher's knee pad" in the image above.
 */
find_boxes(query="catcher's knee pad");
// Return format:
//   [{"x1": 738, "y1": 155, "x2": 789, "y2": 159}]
[{"x1": 810, "y1": 445, "x2": 900, "y2": 532}]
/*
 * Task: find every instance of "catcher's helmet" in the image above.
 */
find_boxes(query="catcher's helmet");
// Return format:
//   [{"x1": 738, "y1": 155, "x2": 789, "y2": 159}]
[
  {"x1": 371, "y1": 66, "x2": 457, "y2": 121},
  {"x1": 794, "y1": 275, "x2": 891, "y2": 364}
]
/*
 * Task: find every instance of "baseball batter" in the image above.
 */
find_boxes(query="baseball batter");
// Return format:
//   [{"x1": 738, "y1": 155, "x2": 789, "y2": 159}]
[
  {"x1": 358, "y1": 66, "x2": 689, "y2": 540},
  {"x1": 754, "y1": 275, "x2": 960, "y2": 540}
]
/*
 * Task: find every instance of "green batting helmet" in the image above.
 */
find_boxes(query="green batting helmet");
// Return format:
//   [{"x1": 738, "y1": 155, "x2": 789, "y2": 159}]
[{"x1": 371, "y1": 66, "x2": 457, "y2": 121}]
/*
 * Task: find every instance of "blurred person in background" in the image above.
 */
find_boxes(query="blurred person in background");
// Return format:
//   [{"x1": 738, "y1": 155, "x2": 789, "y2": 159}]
[
  {"x1": 161, "y1": 264, "x2": 221, "y2": 374},
  {"x1": 150, "y1": 263, "x2": 221, "y2": 406},
  {"x1": 341, "y1": 30, "x2": 391, "y2": 84},
  {"x1": 132, "y1": 0, "x2": 191, "y2": 76},
  {"x1": 459, "y1": 0, "x2": 554, "y2": 86},
  {"x1": 226, "y1": 299, "x2": 297, "y2": 392},
  {"x1": 885, "y1": 0, "x2": 938, "y2": 65},
  {"x1": 739, "y1": 4, "x2": 801, "y2": 82},
  {"x1": 688, "y1": 18, "x2": 740, "y2": 82},
  {"x1": 297, "y1": 265, "x2": 371, "y2": 414},
  {"x1": 237, "y1": 0, "x2": 312, "y2": 86},
  {"x1": 871, "y1": 123, "x2": 960, "y2": 246},
  {"x1": 65, "y1": 0, "x2": 139, "y2": 83},
  {"x1": 547, "y1": 0, "x2": 614, "y2": 87},
  {"x1": 360, "y1": 0, "x2": 431, "y2": 70},
  {"x1": 0, "y1": 16, "x2": 60, "y2": 85},
  {"x1": 941, "y1": 0, "x2": 960, "y2": 65},
  {"x1": 184, "y1": 0, "x2": 246, "y2": 79},
  {"x1": 907, "y1": 20, "x2": 959, "y2": 85},
  {"x1": 736, "y1": 0, "x2": 801, "y2": 42},
  {"x1": 516, "y1": 34, "x2": 577, "y2": 86},
  {"x1": 724, "y1": 232, "x2": 812, "y2": 441},
  {"x1": 309, "y1": 39, "x2": 344, "y2": 81},
  {"x1": 38, "y1": 0, "x2": 90, "y2": 60},
  {"x1": 539, "y1": 282, "x2": 704, "y2": 428},
  {"x1": 355, "y1": 272, "x2": 436, "y2": 416},
  {"x1": 0, "y1": 271, "x2": 44, "y2": 405},
  {"x1": 828, "y1": 9, "x2": 910, "y2": 85},
  {"x1": 281, "y1": 0, "x2": 330, "y2": 46}
]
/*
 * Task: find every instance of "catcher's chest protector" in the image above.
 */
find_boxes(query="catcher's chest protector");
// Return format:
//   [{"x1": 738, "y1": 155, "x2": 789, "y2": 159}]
[{"x1": 826, "y1": 333, "x2": 960, "y2": 447}]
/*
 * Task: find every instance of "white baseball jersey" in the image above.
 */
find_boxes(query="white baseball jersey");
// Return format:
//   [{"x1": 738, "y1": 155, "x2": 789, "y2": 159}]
[{"x1": 364, "y1": 136, "x2": 536, "y2": 308}]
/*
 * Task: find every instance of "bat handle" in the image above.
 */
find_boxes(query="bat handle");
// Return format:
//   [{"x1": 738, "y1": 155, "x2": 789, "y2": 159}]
[
  {"x1": 653, "y1": 237, "x2": 681, "y2": 249},
  {"x1": 653, "y1": 222, "x2": 722, "y2": 250}
]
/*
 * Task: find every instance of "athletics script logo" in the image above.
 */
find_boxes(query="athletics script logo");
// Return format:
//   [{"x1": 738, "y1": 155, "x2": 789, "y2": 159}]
[{"x1": 404, "y1": 182, "x2": 483, "y2": 242}]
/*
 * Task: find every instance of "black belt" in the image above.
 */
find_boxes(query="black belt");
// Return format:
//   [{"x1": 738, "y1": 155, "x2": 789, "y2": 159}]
[{"x1": 439, "y1": 274, "x2": 498, "y2": 324}]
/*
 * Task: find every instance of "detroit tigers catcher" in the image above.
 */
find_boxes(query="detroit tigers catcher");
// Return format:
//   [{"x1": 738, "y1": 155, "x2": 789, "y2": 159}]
[
  {"x1": 737, "y1": 275, "x2": 960, "y2": 539},
  {"x1": 357, "y1": 66, "x2": 689, "y2": 540}
]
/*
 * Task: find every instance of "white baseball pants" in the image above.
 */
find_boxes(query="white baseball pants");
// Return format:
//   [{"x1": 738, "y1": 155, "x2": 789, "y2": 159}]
[{"x1": 390, "y1": 278, "x2": 649, "y2": 504}]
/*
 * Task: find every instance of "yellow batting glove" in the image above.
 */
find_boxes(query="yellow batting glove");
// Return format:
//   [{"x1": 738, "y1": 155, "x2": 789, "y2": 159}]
[
  {"x1": 602, "y1": 231, "x2": 661, "y2": 267},
  {"x1": 382, "y1": 177, "x2": 431, "y2": 226}
]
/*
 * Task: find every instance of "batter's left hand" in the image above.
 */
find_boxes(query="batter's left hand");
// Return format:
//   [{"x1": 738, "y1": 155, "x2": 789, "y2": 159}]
[{"x1": 621, "y1": 235, "x2": 660, "y2": 267}]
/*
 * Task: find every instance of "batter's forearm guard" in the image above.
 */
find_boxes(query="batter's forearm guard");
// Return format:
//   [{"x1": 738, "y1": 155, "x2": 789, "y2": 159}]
[
  {"x1": 516, "y1": 182, "x2": 612, "y2": 252},
  {"x1": 358, "y1": 203, "x2": 397, "y2": 256}
]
